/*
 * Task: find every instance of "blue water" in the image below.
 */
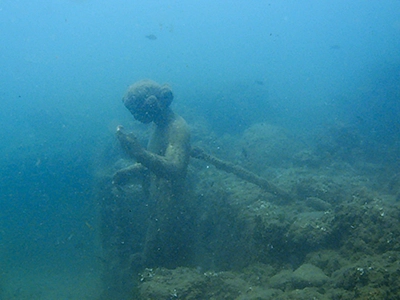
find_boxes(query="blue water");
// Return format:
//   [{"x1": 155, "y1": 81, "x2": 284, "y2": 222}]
[{"x1": 1, "y1": 1, "x2": 399, "y2": 299}]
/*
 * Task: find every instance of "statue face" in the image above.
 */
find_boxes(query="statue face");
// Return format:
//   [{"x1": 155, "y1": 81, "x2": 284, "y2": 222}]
[
  {"x1": 123, "y1": 80, "x2": 173, "y2": 124},
  {"x1": 128, "y1": 95, "x2": 159, "y2": 124}
]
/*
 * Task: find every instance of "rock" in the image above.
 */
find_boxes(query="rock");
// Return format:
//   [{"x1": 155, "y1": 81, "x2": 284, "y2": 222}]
[
  {"x1": 268, "y1": 270, "x2": 293, "y2": 289},
  {"x1": 268, "y1": 264, "x2": 330, "y2": 290},
  {"x1": 240, "y1": 123, "x2": 299, "y2": 171},
  {"x1": 292, "y1": 263, "x2": 330, "y2": 288},
  {"x1": 304, "y1": 197, "x2": 332, "y2": 211}
]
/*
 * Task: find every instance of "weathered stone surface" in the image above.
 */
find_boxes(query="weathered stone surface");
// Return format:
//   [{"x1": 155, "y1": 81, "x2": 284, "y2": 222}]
[{"x1": 292, "y1": 263, "x2": 330, "y2": 288}]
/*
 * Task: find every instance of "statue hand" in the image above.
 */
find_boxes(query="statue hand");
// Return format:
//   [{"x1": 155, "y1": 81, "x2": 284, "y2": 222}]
[{"x1": 116, "y1": 125, "x2": 144, "y2": 158}]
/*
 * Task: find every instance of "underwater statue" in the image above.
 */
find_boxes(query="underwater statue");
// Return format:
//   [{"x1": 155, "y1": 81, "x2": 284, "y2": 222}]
[{"x1": 113, "y1": 79, "x2": 193, "y2": 269}]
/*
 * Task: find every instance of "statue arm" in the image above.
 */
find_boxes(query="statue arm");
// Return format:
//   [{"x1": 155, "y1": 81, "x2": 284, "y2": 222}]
[
  {"x1": 136, "y1": 123, "x2": 190, "y2": 179},
  {"x1": 116, "y1": 122, "x2": 190, "y2": 180}
]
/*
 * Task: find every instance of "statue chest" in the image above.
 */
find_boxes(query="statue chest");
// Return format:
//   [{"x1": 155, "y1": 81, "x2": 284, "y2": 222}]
[{"x1": 147, "y1": 127, "x2": 169, "y2": 156}]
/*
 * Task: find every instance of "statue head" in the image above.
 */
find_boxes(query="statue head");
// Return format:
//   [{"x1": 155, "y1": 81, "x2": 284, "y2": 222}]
[{"x1": 123, "y1": 79, "x2": 173, "y2": 124}]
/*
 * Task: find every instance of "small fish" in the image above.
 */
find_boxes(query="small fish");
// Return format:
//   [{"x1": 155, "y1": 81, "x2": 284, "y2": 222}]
[
  {"x1": 85, "y1": 221, "x2": 93, "y2": 230},
  {"x1": 242, "y1": 148, "x2": 248, "y2": 159},
  {"x1": 35, "y1": 158, "x2": 41, "y2": 167},
  {"x1": 145, "y1": 34, "x2": 157, "y2": 40}
]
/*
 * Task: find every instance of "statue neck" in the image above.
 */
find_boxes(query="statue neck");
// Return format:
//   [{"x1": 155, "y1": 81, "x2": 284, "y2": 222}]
[{"x1": 154, "y1": 108, "x2": 174, "y2": 127}]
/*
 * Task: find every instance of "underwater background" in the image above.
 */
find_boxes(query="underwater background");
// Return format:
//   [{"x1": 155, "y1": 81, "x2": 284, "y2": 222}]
[{"x1": 1, "y1": 0, "x2": 400, "y2": 299}]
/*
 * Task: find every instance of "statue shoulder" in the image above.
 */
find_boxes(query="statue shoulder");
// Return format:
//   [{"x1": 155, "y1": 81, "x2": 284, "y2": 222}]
[
  {"x1": 169, "y1": 115, "x2": 190, "y2": 145},
  {"x1": 171, "y1": 115, "x2": 189, "y2": 133}
]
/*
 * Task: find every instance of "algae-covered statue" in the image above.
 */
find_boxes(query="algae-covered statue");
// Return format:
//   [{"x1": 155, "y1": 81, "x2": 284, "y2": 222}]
[{"x1": 113, "y1": 79, "x2": 192, "y2": 269}]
